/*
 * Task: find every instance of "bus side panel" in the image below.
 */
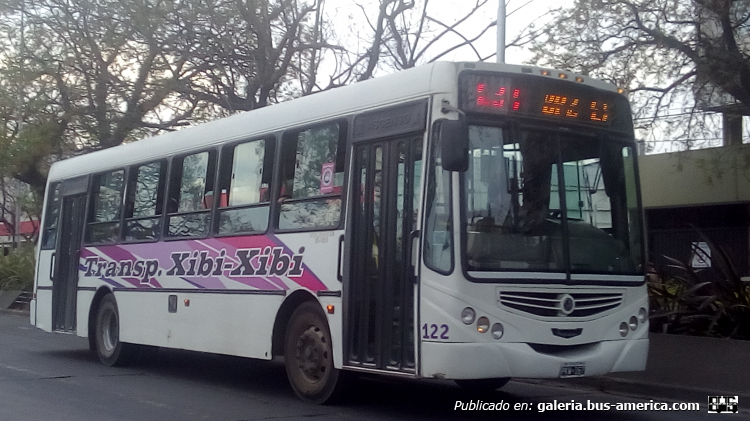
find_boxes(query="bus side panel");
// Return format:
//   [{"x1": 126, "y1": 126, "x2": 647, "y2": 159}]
[
  {"x1": 316, "y1": 295, "x2": 343, "y2": 369},
  {"x1": 75, "y1": 290, "x2": 96, "y2": 338},
  {"x1": 34, "y1": 289, "x2": 53, "y2": 332},
  {"x1": 274, "y1": 231, "x2": 344, "y2": 369},
  {"x1": 77, "y1": 231, "x2": 343, "y2": 360},
  {"x1": 33, "y1": 249, "x2": 55, "y2": 332},
  {"x1": 117, "y1": 291, "x2": 283, "y2": 359}
]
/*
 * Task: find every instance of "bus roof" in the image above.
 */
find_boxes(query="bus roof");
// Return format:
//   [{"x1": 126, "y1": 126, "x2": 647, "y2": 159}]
[{"x1": 47, "y1": 61, "x2": 619, "y2": 183}]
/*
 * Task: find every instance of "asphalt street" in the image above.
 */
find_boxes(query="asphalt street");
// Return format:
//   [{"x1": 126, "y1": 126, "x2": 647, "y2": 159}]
[{"x1": 1, "y1": 311, "x2": 746, "y2": 421}]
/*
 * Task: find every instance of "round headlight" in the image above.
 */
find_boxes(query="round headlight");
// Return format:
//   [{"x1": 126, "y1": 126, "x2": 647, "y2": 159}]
[
  {"x1": 491, "y1": 323, "x2": 504, "y2": 340},
  {"x1": 477, "y1": 317, "x2": 490, "y2": 333},
  {"x1": 461, "y1": 307, "x2": 476, "y2": 325},
  {"x1": 619, "y1": 322, "x2": 629, "y2": 337},
  {"x1": 638, "y1": 307, "x2": 648, "y2": 323},
  {"x1": 629, "y1": 316, "x2": 638, "y2": 331}
]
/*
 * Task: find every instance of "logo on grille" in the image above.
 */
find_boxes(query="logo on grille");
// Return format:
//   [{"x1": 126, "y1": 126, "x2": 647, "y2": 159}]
[{"x1": 559, "y1": 294, "x2": 575, "y2": 315}]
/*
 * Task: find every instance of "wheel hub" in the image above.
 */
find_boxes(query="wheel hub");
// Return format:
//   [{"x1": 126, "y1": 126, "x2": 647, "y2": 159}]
[
  {"x1": 101, "y1": 309, "x2": 118, "y2": 355},
  {"x1": 296, "y1": 326, "x2": 328, "y2": 382}
]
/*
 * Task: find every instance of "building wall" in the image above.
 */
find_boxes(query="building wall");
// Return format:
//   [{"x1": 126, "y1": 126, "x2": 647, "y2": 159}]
[
  {"x1": 639, "y1": 143, "x2": 750, "y2": 208},
  {"x1": 639, "y1": 144, "x2": 750, "y2": 277}
]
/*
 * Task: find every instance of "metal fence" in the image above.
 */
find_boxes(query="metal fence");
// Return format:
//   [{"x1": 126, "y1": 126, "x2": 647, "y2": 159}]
[{"x1": 648, "y1": 227, "x2": 749, "y2": 280}]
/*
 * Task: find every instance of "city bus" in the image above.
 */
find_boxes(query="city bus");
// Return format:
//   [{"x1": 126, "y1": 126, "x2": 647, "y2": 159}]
[{"x1": 31, "y1": 61, "x2": 648, "y2": 404}]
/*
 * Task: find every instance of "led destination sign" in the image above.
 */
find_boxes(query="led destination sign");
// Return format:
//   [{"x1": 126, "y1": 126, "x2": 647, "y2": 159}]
[{"x1": 459, "y1": 73, "x2": 629, "y2": 130}]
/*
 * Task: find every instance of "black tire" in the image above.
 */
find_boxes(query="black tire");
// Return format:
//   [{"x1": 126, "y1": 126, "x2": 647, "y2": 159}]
[
  {"x1": 454, "y1": 377, "x2": 511, "y2": 391},
  {"x1": 284, "y1": 301, "x2": 343, "y2": 404},
  {"x1": 95, "y1": 294, "x2": 135, "y2": 367}
]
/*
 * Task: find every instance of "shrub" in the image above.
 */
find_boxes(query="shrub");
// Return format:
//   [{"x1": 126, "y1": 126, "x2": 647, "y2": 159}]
[
  {"x1": 648, "y1": 227, "x2": 750, "y2": 340},
  {"x1": 0, "y1": 245, "x2": 36, "y2": 291}
]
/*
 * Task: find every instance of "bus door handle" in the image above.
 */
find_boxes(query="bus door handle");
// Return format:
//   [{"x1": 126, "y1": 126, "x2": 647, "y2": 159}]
[
  {"x1": 50, "y1": 252, "x2": 56, "y2": 282},
  {"x1": 409, "y1": 230, "x2": 420, "y2": 283},
  {"x1": 337, "y1": 234, "x2": 344, "y2": 282}
]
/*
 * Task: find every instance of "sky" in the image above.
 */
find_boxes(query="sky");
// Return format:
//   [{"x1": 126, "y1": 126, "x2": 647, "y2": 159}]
[
  {"x1": 322, "y1": 0, "x2": 750, "y2": 151},
  {"x1": 324, "y1": 0, "x2": 564, "y2": 67}
]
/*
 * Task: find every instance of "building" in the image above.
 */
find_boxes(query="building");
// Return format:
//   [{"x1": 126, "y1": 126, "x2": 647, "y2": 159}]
[
  {"x1": 0, "y1": 220, "x2": 39, "y2": 248},
  {"x1": 639, "y1": 140, "x2": 750, "y2": 279}
]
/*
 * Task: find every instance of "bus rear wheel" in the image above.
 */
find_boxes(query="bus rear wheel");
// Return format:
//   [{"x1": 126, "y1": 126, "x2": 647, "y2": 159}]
[
  {"x1": 454, "y1": 378, "x2": 510, "y2": 391},
  {"x1": 95, "y1": 294, "x2": 135, "y2": 367},
  {"x1": 284, "y1": 302, "x2": 342, "y2": 404}
]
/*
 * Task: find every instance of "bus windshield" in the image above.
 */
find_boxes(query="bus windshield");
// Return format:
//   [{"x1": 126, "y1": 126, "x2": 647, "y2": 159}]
[{"x1": 463, "y1": 125, "x2": 642, "y2": 275}]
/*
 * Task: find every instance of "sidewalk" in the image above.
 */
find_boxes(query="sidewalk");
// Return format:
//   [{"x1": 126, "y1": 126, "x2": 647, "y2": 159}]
[{"x1": 537, "y1": 333, "x2": 750, "y2": 404}]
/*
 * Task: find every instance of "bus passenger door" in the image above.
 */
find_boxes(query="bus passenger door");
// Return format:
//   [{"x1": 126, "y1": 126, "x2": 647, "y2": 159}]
[
  {"x1": 345, "y1": 136, "x2": 422, "y2": 373},
  {"x1": 52, "y1": 192, "x2": 87, "y2": 332}
]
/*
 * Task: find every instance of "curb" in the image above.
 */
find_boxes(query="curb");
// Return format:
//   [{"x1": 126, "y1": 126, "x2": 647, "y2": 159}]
[
  {"x1": 0, "y1": 309, "x2": 30, "y2": 317},
  {"x1": 521, "y1": 377, "x2": 750, "y2": 412}
]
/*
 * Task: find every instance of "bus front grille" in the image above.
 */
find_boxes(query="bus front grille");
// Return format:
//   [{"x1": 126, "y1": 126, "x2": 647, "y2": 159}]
[{"x1": 498, "y1": 291, "x2": 623, "y2": 318}]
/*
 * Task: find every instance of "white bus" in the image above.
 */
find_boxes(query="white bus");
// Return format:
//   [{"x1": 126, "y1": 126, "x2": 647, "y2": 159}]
[{"x1": 32, "y1": 61, "x2": 648, "y2": 403}]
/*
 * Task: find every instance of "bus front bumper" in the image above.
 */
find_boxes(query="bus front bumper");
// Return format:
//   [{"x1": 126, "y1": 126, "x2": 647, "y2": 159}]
[{"x1": 420, "y1": 338, "x2": 648, "y2": 380}]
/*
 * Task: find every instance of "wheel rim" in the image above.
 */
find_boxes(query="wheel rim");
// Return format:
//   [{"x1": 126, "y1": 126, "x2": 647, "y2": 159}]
[
  {"x1": 100, "y1": 307, "x2": 118, "y2": 356},
  {"x1": 295, "y1": 324, "x2": 329, "y2": 383}
]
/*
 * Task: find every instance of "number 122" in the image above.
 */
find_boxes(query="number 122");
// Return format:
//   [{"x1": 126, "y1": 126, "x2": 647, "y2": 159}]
[{"x1": 422, "y1": 323, "x2": 449, "y2": 339}]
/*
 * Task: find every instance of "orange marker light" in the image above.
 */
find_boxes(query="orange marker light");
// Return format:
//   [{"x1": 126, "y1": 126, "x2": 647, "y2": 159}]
[
  {"x1": 184, "y1": 299, "x2": 190, "y2": 307},
  {"x1": 326, "y1": 305, "x2": 335, "y2": 314}
]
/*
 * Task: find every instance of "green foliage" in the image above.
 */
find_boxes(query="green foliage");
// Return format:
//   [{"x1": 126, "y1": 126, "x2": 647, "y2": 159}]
[
  {"x1": 528, "y1": 0, "x2": 750, "y2": 149},
  {"x1": 649, "y1": 227, "x2": 750, "y2": 339},
  {"x1": 0, "y1": 245, "x2": 35, "y2": 291}
]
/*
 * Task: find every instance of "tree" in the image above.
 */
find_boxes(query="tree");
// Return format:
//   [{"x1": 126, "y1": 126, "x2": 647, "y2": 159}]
[
  {"x1": 0, "y1": 0, "x2": 531, "y2": 199},
  {"x1": 169, "y1": 0, "x2": 334, "y2": 111},
  {"x1": 528, "y1": 0, "x2": 750, "y2": 149},
  {"x1": 0, "y1": 0, "x2": 209, "y2": 195},
  {"x1": 317, "y1": 0, "x2": 544, "y2": 88}
]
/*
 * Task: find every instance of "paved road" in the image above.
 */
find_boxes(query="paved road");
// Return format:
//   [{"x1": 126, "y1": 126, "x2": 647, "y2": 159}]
[{"x1": 1, "y1": 312, "x2": 746, "y2": 421}]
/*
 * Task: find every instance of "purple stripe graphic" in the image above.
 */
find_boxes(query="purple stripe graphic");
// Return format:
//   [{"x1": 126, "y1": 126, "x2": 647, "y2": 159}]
[{"x1": 79, "y1": 234, "x2": 328, "y2": 292}]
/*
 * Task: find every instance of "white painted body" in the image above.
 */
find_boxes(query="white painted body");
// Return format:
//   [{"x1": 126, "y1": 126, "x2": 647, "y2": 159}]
[{"x1": 32, "y1": 61, "x2": 646, "y2": 382}]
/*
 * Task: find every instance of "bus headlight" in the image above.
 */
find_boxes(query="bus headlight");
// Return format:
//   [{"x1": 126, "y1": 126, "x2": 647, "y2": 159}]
[
  {"x1": 461, "y1": 307, "x2": 476, "y2": 325},
  {"x1": 638, "y1": 307, "x2": 648, "y2": 323},
  {"x1": 491, "y1": 323, "x2": 504, "y2": 340},
  {"x1": 477, "y1": 317, "x2": 490, "y2": 333},
  {"x1": 629, "y1": 316, "x2": 638, "y2": 331},
  {"x1": 619, "y1": 322, "x2": 629, "y2": 337}
]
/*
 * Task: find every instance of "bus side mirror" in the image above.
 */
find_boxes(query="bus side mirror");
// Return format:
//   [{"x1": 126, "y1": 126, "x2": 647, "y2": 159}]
[{"x1": 438, "y1": 119, "x2": 469, "y2": 172}]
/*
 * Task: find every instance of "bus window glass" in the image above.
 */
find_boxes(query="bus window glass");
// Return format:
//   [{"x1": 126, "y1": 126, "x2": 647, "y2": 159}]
[
  {"x1": 167, "y1": 150, "x2": 216, "y2": 237},
  {"x1": 424, "y1": 132, "x2": 453, "y2": 273},
  {"x1": 124, "y1": 161, "x2": 165, "y2": 241},
  {"x1": 87, "y1": 170, "x2": 125, "y2": 244},
  {"x1": 463, "y1": 126, "x2": 641, "y2": 274},
  {"x1": 278, "y1": 123, "x2": 344, "y2": 230},
  {"x1": 41, "y1": 182, "x2": 61, "y2": 250},
  {"x1": 217, "y1": 139, "x2": 272, "y2": 235}
]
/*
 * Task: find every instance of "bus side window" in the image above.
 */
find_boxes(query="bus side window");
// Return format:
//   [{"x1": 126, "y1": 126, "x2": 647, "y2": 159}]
[
  {"x1": 124, "y1": 160, "x2": 166, "y2": 241},
  {"x1": 278, "y1": 122, "x2": 346, "y2": 231},
  {"x1": 40, "y1": 182, "x2": 61, "y2": 250},
  {"x1": 86, "y1": 170, "x2": 125, "y2": 244},
  {"x1": 166, "y1": 150, "x2": 217, "y2": 238},
  {"x1": 216, "y1": 138, "x2": 274, "y2": 235}
]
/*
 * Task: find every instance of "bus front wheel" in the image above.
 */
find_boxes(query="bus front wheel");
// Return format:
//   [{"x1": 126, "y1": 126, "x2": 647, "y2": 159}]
[
  {"x1": 95, "y1": 294, "x2": 135, "y2": 367},
  {"x1": 284, "y1": 301, "x2": 342, "y2": 404}
]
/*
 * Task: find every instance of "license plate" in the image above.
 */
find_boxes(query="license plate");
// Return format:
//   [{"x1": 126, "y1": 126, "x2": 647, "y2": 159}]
[{"x1": 559, "y1": 362, "x2": 585, "y2": 378}]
